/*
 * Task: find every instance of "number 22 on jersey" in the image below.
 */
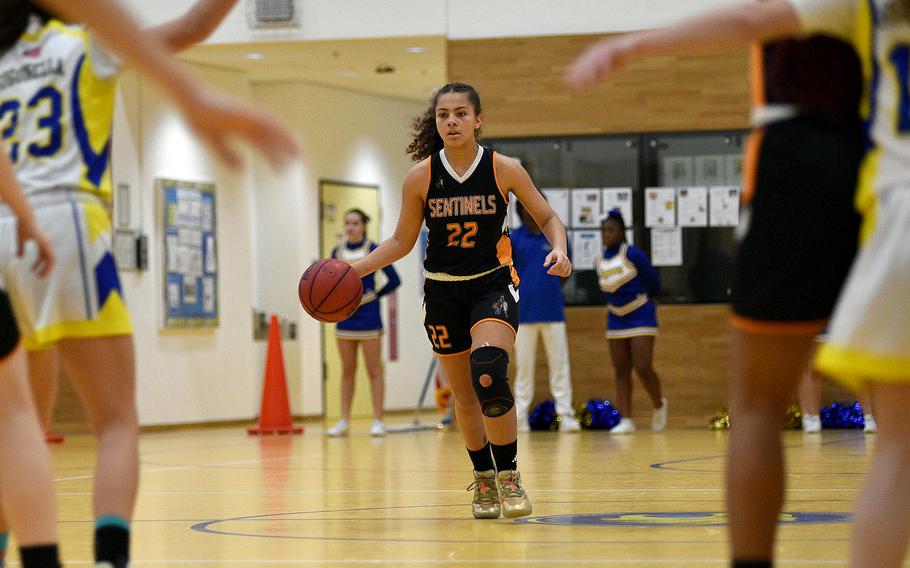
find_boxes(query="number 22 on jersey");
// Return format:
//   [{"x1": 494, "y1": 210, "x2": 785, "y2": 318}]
[{"x1": 446, "y1": 222, "x2": 478, "y2": 248}]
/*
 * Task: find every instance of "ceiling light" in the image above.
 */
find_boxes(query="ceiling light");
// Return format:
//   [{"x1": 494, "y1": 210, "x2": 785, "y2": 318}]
[
  {"x1": 243, "y1": 52, "x2": 266, "y2": 60},
  {"x1": 405, "y1": 47, "x2": 426, "y2": 54}
]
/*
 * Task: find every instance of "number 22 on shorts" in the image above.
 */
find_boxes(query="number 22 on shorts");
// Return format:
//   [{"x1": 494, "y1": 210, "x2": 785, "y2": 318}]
[{"x1": 427, "y1": 325, "x2": 452, "y2": 349}]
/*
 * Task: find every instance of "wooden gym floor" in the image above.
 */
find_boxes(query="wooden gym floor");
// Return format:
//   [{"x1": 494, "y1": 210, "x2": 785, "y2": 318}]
[{"x1": 30, "y1": 420, "x2": 881, "y2": 566}]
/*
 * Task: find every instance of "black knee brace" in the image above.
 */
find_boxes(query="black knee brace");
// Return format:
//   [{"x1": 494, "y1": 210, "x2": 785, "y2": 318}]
[
  {"x1": 0, "y1": 291, "x2": 20, "y2": 361},
  {"x1": 470, "y1": 346, "x2": 513, "y2": 417}
]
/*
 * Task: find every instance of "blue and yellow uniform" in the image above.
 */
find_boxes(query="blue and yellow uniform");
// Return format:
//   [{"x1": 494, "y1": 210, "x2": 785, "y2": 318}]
[
  {"x1": 597, "y1": 243, "x2": 659, "y2": 339},
  {"x1": 332, "y1": 240, "x2": 400, "y2": 339},
  {"x1": 791, "y1": 0, "x2": 910, "y2": 388},
  {"x1": 0, "y1": 17, "x2": 129, "y2": 349}
]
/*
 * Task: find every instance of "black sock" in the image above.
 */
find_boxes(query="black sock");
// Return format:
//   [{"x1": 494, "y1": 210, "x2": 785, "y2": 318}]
[
  {"x1": 20, "y1": 545, "x2": 61, "y2": 568},
  {"x1": 732, "y1": 561, "x2": 772, "y2": 568},
  {"x1": 491, "y1": 440, "x2": 518, "y2": 472},
  {"x1": 467, "y1": 443, "x2": 495, "y2": 472},
  {"x1": 96, "y1": 525, "x2": 130, "y2": 568}
]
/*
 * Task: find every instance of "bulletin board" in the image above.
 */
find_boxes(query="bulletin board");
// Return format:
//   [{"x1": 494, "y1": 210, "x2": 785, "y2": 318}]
[{"x1": 158, "y1": 178, "x2": 219, "y2": 329}]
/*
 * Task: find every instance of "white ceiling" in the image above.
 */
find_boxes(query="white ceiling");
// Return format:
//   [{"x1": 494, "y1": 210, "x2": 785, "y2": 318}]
[{"x1": 181, "y1": 35, "x2": 447, "y2": 103}]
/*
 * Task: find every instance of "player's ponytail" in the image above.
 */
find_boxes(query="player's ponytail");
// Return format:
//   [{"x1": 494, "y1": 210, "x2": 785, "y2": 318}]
[{"x1": 407, "y1": 83, "x2": 483, "y2": 162}]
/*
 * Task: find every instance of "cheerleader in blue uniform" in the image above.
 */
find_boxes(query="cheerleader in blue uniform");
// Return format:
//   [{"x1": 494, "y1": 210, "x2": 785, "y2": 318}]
[
  {"x1": 326, "y1": 209, "x2": 400, "y2": 437},
  {"x1": 597, "y1": 210, "x2": 668, "y2": 433}
]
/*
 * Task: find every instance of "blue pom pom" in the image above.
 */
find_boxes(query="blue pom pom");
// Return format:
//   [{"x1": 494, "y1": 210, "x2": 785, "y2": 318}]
[
  {"x1": 529, "y1": 400, "x2": 557, "y2": 431},
  {"x1": 820, "y1": 401, "x2": 865, "y2": 429},
  {"x1": 582, "y1": 399, "x2": 622, "y2": 429}
]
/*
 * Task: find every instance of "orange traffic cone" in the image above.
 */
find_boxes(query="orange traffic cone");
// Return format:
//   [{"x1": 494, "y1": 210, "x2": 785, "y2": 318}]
[
  {"x1": 248, "y1": 315, "x2": 303, "y2": 435},
  {"x1": 45, "y1": 431, "x2": 65, "y2": 444}
]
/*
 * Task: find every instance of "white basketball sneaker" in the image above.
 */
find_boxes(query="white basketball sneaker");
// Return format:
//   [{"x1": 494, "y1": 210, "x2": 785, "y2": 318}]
[
  {"x1": 652, "y1": 397, "x2": 669, "y2": 432},
  {"x1": 369, "y1": 419, "x2": 386, "y2": 437},
  {"x1": 326, "y1": 419, "x2": 349, "y2": 437},
  {"x1": 801, "y1": 413, "x2": 822, "y2": 433},
  {"x1": 559, "y1": 414, "x2": 581, "y2": 432},
  {"x1": 864, "y1": 414, "x2": 878, "y2": 433},
  {"x1": 611, "y1": 417, "x2": 636, "y2": 434}
]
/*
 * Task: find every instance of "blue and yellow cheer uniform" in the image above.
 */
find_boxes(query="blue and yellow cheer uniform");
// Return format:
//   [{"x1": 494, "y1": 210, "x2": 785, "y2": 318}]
[
  {"x1": 597, "y1": 243, "x2": 659, "y2": 339},
  {"x1": 332, "y1": 240, "x2": 400, "y2": 339}
]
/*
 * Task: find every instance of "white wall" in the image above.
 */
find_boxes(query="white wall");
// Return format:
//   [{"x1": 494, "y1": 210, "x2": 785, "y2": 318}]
[
  {"x1": 113, "y1": 66, "x2": 262, "y2": 425},
  {"x1": 122, "y1": 0, "x2": 749, "y2": 41},
  {"x1": 250, "y1": 82, "x2": 429, "y2": 416}
]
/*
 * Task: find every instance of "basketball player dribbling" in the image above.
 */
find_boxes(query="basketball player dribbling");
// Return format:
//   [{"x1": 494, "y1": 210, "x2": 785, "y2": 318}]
[{"x1": 350, "y1": 83, "x2": 572, "y2": 519}]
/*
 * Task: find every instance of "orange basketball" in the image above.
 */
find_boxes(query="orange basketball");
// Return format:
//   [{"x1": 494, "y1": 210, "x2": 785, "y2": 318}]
[{"x1": 298, "y1": 259, "x2": 363, "y2": 323}]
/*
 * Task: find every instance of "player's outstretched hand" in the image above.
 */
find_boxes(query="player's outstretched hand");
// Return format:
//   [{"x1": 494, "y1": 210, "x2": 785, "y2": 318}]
[
  {"x1": 544, "y1": 250, "x2": 572, "y2": 277},
  {"x1": 564, "y1": 37, "x2": 632, "y2": 91},
  {"x1": 17, "y1": 219, "x2": 55, "y2": 278},
  {"x1": 179, "y1": 87, "x2": 301, "y2": 170}
]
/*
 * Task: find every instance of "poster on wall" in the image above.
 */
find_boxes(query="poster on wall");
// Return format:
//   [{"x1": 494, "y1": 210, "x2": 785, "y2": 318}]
[
  {"x1": 571, "y1": 230, "x2": 603, "y2": 271},
  {"x1": 571, "y1": 188, "x2": 601, "y2": 229},
  {"x1": 601, "y1": 187, "x2": 634, "y2": 225},
  {"x1": 676, "y1": 187, "x2": 708, "y2": 227},
  {"x1": 644, "y1": 187, "x2": 677, "y2": 228},
  {"x1": 651, "y1": 227, "x2": 683, "y2": 267},
  {"x1": 694, "y1": 155, "x2": 726, "y2": 186},
  {"x1": 726, "y1": 154, "x2": 744, "y2": 185},
  {"x1": 661, "y1": 156, "x2": 694, "y2": 186},
  {"x1": 541, "y1": 188, "x2": 571, "y2": 227},
  {"x1": 159, "y1": 178, "x2": 218, "y2": 329},
  {"x1": 710, "y1": 186, "x2": 741, "y2": 227}
]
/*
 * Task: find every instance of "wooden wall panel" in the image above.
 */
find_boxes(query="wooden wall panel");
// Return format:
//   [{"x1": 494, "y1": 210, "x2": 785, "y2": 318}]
[{"x1": 448, "y1": 34, "x2": 751, "y2": 138}]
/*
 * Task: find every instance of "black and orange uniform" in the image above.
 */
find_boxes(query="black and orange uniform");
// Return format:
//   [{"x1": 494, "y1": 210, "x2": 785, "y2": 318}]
[
  {"x1": 422, "y1": 145, "x2": 520, "y2": 356},
  {"x1": 731, "y1": 36, "x2": 865, "y2": 330},
  {"x1": 0, "y1": 290, "x2": 20, "y2": 361}
]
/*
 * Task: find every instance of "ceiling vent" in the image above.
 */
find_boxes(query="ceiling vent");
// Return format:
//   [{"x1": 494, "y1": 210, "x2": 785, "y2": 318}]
[{"x1": 246, "y1": 0, "x2": 300, "y2": 29}]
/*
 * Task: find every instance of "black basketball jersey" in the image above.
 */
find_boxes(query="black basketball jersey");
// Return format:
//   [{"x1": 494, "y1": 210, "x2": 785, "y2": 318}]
[{"x1": 423, "y1": 146, "x2": 512, "y2": 277}]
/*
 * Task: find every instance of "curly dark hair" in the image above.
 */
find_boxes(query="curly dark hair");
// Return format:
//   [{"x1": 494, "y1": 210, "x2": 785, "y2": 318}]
[
  {"x1": 0, "y1": 1, "x2": 51, "y2": 53},
  {"x1": 406, "y1": 83, "x2": 482, "y2": 162}
]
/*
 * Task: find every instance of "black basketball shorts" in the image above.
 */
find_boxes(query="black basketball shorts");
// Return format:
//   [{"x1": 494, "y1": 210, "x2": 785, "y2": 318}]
[
  {"x1": 0, "y1": 290, "x2": 21, "y2": 361},
  {"x1": 423, "y1": 266, "x2": 520, "y2": 356},
  {"x1": 731, "y1": 115, "x2": 864, "y2": 327}
]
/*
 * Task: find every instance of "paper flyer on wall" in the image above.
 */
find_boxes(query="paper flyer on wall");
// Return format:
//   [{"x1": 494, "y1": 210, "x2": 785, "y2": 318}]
[
  {"x1": 571, "y1": 230, "x2": 603, "y2": 271},
  {"x1": 709, "y1": 186, "x2": 740, "y2": 227},
  {"x1": 651, "y1": 227, "x2": 683, "y2": 267},
  {"x1": 571, "y1": 188, "x2": 601, "y2": 228},
  {"x1": 601, "y1": 187, "x2": 633, "y2": 225},
  {"x1": 644, "y1": 187, "x2": 676, "y2": 228},
  {"x1": 662, "y1": 156, "x2": 694, "y2": 186},
  {"x1": 695, "y1": 155, "x2": 725, "y2": 186},
  {"x1": 677, "y1": 187, "x2": 708, "y2": 227},
  {"x1": 541, "y1": 188, "x2": 571, "y2": 227}
]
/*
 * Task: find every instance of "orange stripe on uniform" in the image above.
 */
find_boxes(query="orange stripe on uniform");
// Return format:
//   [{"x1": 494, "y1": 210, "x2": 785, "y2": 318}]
[
  {"x1": 729, "y1": 313, "x2": 827, "y2": 336},
  {"x1": 496, "y1": 234, "x2": 513, "y2": 267},
  {"x1": 742, "y1": 44, "x2": 766, "y2": 206},
  {"x1": 749, "y1": 43, "x2": 766, "y2": 107},
  {"x1": 471, "y1": 318, "x2": 517, "y2": 337},
  {"x1": 741, "y1": 129, "x2": 764, "y2": 205},
  {"x1": 492, "y1": 152, "x2": 509, "y2": 204}
]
